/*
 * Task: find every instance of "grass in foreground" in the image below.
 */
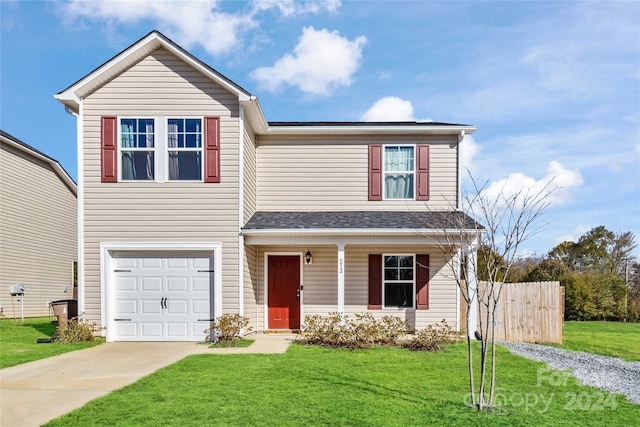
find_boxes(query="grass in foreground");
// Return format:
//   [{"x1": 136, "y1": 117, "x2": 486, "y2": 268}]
[
  {"x1": 46, "y1": 343, "x2": 638, "y2": 427},
  {"x1": 562, "y1": 321, "x2": 640, "y2": 361},
  {"x1": 0, "y1": 317, "x2": 103, "y2": 369}
]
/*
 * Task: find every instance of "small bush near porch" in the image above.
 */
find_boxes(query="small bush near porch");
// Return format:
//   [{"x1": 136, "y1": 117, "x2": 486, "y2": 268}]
[{"x1": 45, "y1": 344, "x2": 638, "y2": 426}]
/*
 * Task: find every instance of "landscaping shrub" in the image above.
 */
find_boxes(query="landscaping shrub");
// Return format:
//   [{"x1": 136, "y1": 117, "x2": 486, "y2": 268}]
[
  {"x1": 297, "y1": 312, "x2": 413, "y2": 348},
  {"x1": 54, "y1": 315, "x2": 102, "y2": 343},
  {"x1": 205, "y1": 314, "x2": 251, "y2": 342},
  {"x1": 403, "y1": 319, "x2": 457, "y2": 351}
]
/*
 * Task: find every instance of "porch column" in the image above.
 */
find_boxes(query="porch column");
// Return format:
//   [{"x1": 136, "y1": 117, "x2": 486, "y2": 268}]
[
  {"x1": 337, "y1": 242, "x2": 345, "y2": 315},
  {"x1": 467, "y1": 246, "x2": 479, "y2": 340}
]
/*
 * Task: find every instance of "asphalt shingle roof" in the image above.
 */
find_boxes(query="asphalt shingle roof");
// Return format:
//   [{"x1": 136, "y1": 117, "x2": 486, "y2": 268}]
[{"x1": 243, "y1": 211, "x2": 482, "y2": 231}]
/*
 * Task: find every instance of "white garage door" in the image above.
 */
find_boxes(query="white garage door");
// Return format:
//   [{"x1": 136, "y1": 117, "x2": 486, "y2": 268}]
[{"x1": 112, "y1": 252, "x2": 214, "y2": 341}]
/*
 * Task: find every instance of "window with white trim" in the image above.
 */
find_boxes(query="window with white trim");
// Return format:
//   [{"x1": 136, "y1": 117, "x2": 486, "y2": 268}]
[
  {"x1": 119, "y1": 117, "x2": 203, "y2": 182},
  {"x1": 120, "y1": 118, "x2": 155, "y2": 180},
  {"x1": 383, "y1": 145, "x2": 415, "y2": 199},
  {"x1": 383, "y1": 255, "x2": 415, "y2": 308}
]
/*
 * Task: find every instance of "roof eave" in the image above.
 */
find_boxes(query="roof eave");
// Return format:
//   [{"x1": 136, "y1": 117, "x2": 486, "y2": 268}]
[
  {"x1": 0, "y1": 131, "x2": 77, "y2": 196},
  {"x1": 242, "y1": 228, "x2": 482, "y2": 236},
  {"x1": 264, "y1": 124, "x2": 477, "y2": 136}
]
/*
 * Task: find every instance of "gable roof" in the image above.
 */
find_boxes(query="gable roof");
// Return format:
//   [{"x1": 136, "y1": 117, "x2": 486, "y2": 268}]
[
  {"x1": 0, "y1": 130, "x2": 77, "y2": 196},
  {"x1": 55, "y1": 31, "x2": 255, "y2": 109}
]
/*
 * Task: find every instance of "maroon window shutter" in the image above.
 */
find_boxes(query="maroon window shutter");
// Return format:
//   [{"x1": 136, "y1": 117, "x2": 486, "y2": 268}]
[
  {"x1": 204, "y1": 116, "x2": 221, "y2": 183},
  {"x1": 368, "y1": 144, "x2": 383, "y2": 201},
  {"x1": 416, "y1": 144, "x2": 430, "y2": 201},
  {"x1": 416, "y1": 254, "x2": 430, "y2": 309},
  {"x1": 101, "y1": 116, "x2": 118, "y2": 183},
  {"x1": 368, "y1": 254, "x2": 383, "y2": 309}
]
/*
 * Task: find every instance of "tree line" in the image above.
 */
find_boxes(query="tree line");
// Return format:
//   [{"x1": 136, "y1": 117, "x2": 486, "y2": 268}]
[{"x1": 478, "y1": 226, "x2": 639, "y2": 322}]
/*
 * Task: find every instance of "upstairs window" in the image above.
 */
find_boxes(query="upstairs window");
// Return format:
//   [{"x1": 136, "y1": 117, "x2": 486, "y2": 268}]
[
  {"x1": 167, "y1": 118, "x2": 203, "y2": 181},
  {"x1": 102, "y1": 116, "x2": 217, "y2": 183},
  {"x1": 120, "y1": 118, "x2": 155, "y2": 181},
  {"x1": 369, "y1": 144, "x2": 429, "y2": 201},
  {"x1": 383, "y1": 145, "x2": 415, "y2": 199}
]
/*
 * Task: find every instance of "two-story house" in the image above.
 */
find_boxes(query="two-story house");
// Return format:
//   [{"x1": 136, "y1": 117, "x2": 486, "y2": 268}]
[{"x1": 55, "y1": 31, "x2": 481, "y2": 342}]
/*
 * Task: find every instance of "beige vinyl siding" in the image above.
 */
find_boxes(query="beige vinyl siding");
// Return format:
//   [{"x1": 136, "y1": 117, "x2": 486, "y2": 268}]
[
  {"x1": 241, "y1": 122, "x2": 258, "y2": 330},
  {"x1": 81, "y1": 47, "x2": 241, "y2": 324},
  {"x1": 0, "y1": 144, "x2": 77, "y2": 317},
  {"x1": 254, "y1": 244, "x2": 457, "y2": 331},
  {"x1": 242, "y1": 122, "x2": 257, "y2": 223},
  {"x1": 243, "y1": 244, "x2": 258, "y2": 331},
  {"x1": 256, "y1": 136, "x2": 458, "y2": 211}
]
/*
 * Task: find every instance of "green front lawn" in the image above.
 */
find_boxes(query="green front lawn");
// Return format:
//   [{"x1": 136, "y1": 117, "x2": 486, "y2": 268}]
[
  {"x1": 0, "y1": 317, "x2": 103, "y2": 369},
  {"x1": 47, "y1": 343, "x2": 638, "y2": 426},
  {"x1": 562, "y1": 321, "x2": 640, "y2": 361}
]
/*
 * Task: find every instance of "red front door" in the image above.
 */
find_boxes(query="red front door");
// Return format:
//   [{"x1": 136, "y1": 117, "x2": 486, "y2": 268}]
[{"x1": 268, "y1": 255, "x2": 300, "y2": 329}]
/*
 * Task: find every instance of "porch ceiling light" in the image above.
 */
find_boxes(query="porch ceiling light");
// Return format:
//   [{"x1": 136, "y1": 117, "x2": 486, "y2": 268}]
[{"x1": 305, "y1": 250, "x2": 313, "y2": 265}]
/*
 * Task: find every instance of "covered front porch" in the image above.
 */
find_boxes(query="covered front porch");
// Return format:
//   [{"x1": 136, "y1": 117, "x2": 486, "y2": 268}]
[{"x1": 242, "y1": 211, "x2": 481, "y2": 336}]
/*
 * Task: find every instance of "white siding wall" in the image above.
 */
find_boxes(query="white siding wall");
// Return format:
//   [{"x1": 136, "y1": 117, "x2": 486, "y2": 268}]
[
  {"x1": 82, "y1": 48, "x2": 241, "y2": 324},
  {"x1": 256, "y1": 136, "x2": 458, "y2": 211},
  {"x1": 0, "y1": 144, "x2": 77, "y2": 317},
  {"x1": 254, "y1": 244, "x2": 458, "y2": 331}
]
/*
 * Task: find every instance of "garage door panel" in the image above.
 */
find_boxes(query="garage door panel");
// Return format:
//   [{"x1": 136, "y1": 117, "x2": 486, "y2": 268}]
[
  {"x1": 192, "y1": 277, "x2": 209, "y2": 292},
  {"x1": 167, "y1": 258, "x2": 189, "y2": 269},
  {"x1": 167, "y1": 277, "x2": 189, "y2": 292},
  {"x1": 167, "y1": 323, "x2": 188, "y2": 337},
  {"x1": 115, "y1": 258, "x2": 137, "y2": 269},
  {"x1": 116, "y1": 277, "x2": 137, "y2": 292},
  {"x1": 166, "y1": 299, "x2": 188, "y2": 315},
  {"x1": 192, "y1": 257, "x2": 210, "y2": 269},
  {"x1": 112, "y1": 251, "x2": 214, "y2": 341},
  {"x1": 116, "y1": 323, "x2": 138, "y2": 338},
  {"x1": 141, "y1": 258, "x2": 163, "y2": 269},
  {"x1": 142, "y1": 323, "x2": 163, "y2": 337},
  {"x1": 141, "y1": 277, "x2": 163, "y2": 291},
  {"x1": 192, "y1": 300, "x2": 209, "y2": 315},
  {"x1": 117, "y1": 300, "x2": 137, "y2": 315},
  {"x1": 141, "y1": 298, "x2": 163, "y2": 315}
]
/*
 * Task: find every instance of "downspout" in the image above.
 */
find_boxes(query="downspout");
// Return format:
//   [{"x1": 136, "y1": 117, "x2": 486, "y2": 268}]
[
  {"x1": 238, "y1": 104, "x2": 245, "y2": 324},
  {"x1": 457, "y1": 130, "x2": 465, "y2": 210},
  {"x1": 64, "y1": 102, "x2": 85, "y2": 319}
]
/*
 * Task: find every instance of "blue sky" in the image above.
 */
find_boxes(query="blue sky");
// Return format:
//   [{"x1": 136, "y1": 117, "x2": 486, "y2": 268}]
[{"x1": 1, "y1": 1, "x2": 639, "y2": 258}]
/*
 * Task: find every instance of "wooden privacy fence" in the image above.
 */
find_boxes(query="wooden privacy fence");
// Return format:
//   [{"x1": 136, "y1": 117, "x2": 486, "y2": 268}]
[{"x1": 469, "y1": 281, "x2": 565, "y2": 344}]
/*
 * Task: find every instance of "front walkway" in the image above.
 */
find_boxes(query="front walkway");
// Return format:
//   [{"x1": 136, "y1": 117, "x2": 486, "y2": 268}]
[{"x1": 0, "y1": 333, "x2": 295, "y2": 427}]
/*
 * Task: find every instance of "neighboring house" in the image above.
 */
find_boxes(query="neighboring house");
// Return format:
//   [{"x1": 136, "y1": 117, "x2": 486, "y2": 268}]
[
  {"x1": 0, "y1": 130, "x2": 77, "y2": 318},
  {"x1": 55, "y1": 31, "x2": 482, "y2": 342}
]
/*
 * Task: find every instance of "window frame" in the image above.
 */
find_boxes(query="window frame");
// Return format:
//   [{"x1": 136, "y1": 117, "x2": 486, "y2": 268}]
[
  {"x1": 118, "y1": 117, "x2": 157, "y2": 182},
  {"x1": 382, "y1": 144, "x2": 416, "y2": 200},
  {"x1": 382, "y1": 254, "x2": 416, "y2": 309},
  {"x1": 117, "y1": 116, "x2": 205, "y2": 183},
  {"x1": 165, "y1": 117, "x2": 204, "y2": 182}
]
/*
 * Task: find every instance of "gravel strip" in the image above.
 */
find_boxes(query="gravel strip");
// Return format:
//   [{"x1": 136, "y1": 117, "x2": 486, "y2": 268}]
[{"x1": 499, "y1": 341, "x2": 640, "y2": 405}]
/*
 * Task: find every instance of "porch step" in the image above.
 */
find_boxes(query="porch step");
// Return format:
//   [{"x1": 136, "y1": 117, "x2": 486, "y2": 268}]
[{"x1": 264, "y1": 329, "x2": 300, "y2": 334}]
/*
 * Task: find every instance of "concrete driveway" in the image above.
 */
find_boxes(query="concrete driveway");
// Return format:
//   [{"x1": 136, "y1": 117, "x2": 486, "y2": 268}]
[{"x1": 0, "y1": 334, "x2": 293, "y2": 427}]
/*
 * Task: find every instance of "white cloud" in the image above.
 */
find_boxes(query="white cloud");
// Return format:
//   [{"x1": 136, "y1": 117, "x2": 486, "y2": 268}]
[
  {"x1": 62, "y1": 0, "x2": 250, "y2": 55},
  {"x1": 555, "y1": 224, "x2": 592, "y2": 245},
  {"x1": 250, "y1": 27, "x2": 366, "y2": 95},
  {"x1": 251, "y1": 0, "x2": 341, "y2": 17},
  {"x1": 476, "y1": 161, "x2": 583, "y2": 208},
  {"x1": 460, "y1": 134, "x2": 479, "y2": 174},
  {"x1": 60, "y1": 0, "x2": 341, "y2": 56},
  {"x1": 360, "y1": 96, "x2": 414, "y2": 121}
]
